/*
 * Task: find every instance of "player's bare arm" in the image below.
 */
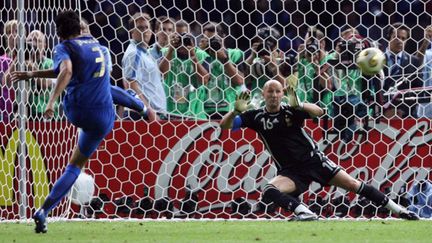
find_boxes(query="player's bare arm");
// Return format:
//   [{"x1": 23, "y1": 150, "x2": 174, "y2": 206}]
[
  {"x1": 302, "y1": 103, "x2": 324, "y2": 118},
  {"x1": 11, "y1": 69, "x2": 57, "y2": 83},
  {"x1": 45, "y1": 60, "x2": 72, "y2": 118},
  {"x1": 11, "y1": 69, "x2": 57, "y2": 90}
]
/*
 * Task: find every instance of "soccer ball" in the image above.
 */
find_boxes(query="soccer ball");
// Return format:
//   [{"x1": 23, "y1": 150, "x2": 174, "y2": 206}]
[
  {"x1": 356, "y1": 47, "x2": 385, "y2": 76},
  {"x1": 71, "y1": 172, "x2": 95, "y2": 205}
]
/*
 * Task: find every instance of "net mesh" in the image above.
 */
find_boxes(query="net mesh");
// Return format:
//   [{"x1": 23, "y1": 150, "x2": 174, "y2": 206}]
[{"x1": 0, "y1": 0, "x2": 431, "y2": 220}]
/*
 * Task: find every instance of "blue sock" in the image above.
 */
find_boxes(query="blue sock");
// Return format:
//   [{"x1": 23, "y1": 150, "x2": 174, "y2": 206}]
[
  {"x1": 111, "y1": 86, "x2": 144, "y2": 112},
  {"x1": 40, "y1": 164, "x2": 81, "y2": 215}
]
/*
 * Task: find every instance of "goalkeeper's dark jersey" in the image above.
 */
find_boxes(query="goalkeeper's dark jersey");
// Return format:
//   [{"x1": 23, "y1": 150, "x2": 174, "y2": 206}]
[{"x1": 239, "y1": 105, "x2": 317, "y2": 169}]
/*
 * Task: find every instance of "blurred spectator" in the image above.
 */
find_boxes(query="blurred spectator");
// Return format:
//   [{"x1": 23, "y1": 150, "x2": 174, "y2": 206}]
[
  {"x1": 0, "y1": 20, "x2": 17, "y2": 123},
  {"x1": 297, "y1": 27, "x2": 335, "y2": 113},
  {"x1": 407, "y1": 180, "x2": 432, "y2": 218},
  {"x1": 382, "y1": 23, "x2": 423, "y2": 118},
  {"x1": 122, "y1": 13, "x2": 164, "y2": 120},
  {"x1": 174, "y1": 20, "x2": 189, "y2": 36},
  {"x1": 339, "y1": 26, "x2": 383, "y2": 118},
  {"x1": 415, "y1": 25, "x2": 432, "y2": 65},
  {"x1": 245, "y1": 26, "x2": 287, "y2": 109},
  {"x1": 23, "y1": 30, "x2": 60, "y2": 120},
  {"x1": 158, "y1": 20, "x2": 209, "y2": 119},
  {"x1": 3, "y1": 20, "x2": 18, "y2": 57},
  {"x1": 417, "y1": 25, "x2": 432, "y2": 118},
  {"x1": 329, "y1": 27, "x2": 368, "y2": 142},
  {"x1": 199, "y1": 22, "x2": 245, "y2": 119},
  {"x1": 149, "y1": 16, "x2": 175, "y2": 62}
]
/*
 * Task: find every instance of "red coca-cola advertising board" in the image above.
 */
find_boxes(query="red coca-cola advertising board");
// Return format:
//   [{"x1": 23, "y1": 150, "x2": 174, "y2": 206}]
[{"x1": 0, "y1": 119, "x2": 431, "y2": 219}]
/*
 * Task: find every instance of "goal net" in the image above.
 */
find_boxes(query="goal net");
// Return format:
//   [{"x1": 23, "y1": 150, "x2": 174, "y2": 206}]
[{"x1": 1, "y1": 0, "x2": 431, "y2": 221}]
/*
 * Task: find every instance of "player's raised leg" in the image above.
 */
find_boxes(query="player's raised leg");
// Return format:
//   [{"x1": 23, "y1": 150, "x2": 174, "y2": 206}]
[
  {"x1": 329, "y1": 170, "x2": 419, "y2": 220},
  {"x1": 110, "y1": 85, "x2": 148, "y2": 117}
]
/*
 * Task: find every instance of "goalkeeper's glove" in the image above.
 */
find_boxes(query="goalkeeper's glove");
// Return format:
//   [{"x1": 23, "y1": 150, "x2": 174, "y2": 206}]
[
  {"x1": 234, "y1": 91, "x2": 250, "y2": 115},
  {"x1": 286, "y1": 87, "x2": 304, "y2": 110}
]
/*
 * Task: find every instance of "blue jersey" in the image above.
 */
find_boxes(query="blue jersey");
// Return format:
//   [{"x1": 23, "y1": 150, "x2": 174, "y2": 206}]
[
  {"x1": 53, "y1": 35, "x2": 112, "y2": 109},
  {"x1": 100, "y1": 45, "x2": 112, "y2": 74}
]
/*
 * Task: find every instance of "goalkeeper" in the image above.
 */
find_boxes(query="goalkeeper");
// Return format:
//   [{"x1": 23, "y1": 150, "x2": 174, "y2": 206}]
[{"x1": 220, "y1": 79, "x2": 419, "y2": 221}]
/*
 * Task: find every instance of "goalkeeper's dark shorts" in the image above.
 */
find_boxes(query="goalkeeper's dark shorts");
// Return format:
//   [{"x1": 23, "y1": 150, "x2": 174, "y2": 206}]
[{"x1": 277, "y1": 151, "x2": 341, "y2": 197}]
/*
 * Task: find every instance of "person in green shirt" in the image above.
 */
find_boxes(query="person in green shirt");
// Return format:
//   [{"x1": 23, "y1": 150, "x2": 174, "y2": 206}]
[
  {"x1": 5, "y1": 30, "x2": 61, "y2": 120},
  {"x1": 198, "y1": 22, "x2": 246, "y2": 119},
  {"x1": 297, "y1": 27, "x2": 334, "y2": 114},
  {"x1": 245, "y1": 26, "x2": 287, "y2": 109},
  {"x1": 159, "y1": 22, "x2": 209, "y2": 120},
  {"x1": 330, "y1": 28, "x2": 369, "y2": 143},
  {"x1": 26, "y1": 30, "x2": 61, "y2": 120},
  {"x1": 149, "y1": 16, "x2": 175, "y2": 62}
]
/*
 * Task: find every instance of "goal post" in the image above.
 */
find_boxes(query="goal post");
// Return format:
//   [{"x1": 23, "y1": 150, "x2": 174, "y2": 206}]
[{"x1": 1, "y1": 0, "x2": 81, "y2": 220}]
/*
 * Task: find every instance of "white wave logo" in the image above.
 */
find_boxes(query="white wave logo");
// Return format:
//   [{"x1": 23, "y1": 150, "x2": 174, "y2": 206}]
[{"x1": 155, "y1": 121, "x2": 432, "y2": 200}]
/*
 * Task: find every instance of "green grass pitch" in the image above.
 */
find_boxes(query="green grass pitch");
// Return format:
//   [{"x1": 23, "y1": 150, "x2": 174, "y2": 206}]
[{"x1": 0, "y1": 220, "x2": 430, "y2": 243}]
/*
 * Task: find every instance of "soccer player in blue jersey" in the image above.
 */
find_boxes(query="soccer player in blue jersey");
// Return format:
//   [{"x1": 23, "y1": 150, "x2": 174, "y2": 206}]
[
  {"x1": 11, "y1": 19, "x2": 155, "y2": 121},
  {"x1": 220, "y1": 80, "x2": 419, "y2": 221},
  {"x1": 24, "y1": 10, "x2": 115, "y2": 233}
]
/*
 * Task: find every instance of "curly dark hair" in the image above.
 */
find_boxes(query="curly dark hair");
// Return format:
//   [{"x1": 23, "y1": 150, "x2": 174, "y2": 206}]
[{"x1": 55, "y1": 10, "x2": 81, "y2": 39}]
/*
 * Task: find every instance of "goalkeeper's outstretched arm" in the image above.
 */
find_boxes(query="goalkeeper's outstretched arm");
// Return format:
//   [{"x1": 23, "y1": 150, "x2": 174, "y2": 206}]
[
  {"x1": 219, "y1": 110, "x2": 239, "y2": 130},
  {"x1": 302, "y1": 102, "x2": 325, "y2": 118},
  {"x1": 285, "y1": 86, "x2": 324, "y2": 118},
  {"x1": 220, "y1": 91, "x2": 250, "y2": 130}
]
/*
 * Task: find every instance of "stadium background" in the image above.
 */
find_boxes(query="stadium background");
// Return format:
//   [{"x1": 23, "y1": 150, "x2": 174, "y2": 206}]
[{"x1": 2, "y1": 1, "x2": 432, "y2": 87}]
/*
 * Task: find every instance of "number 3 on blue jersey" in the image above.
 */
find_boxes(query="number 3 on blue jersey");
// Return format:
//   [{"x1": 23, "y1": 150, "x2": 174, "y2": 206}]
[{"x1": 92, "y1": 46, "x2": 105, "y2": 78}]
